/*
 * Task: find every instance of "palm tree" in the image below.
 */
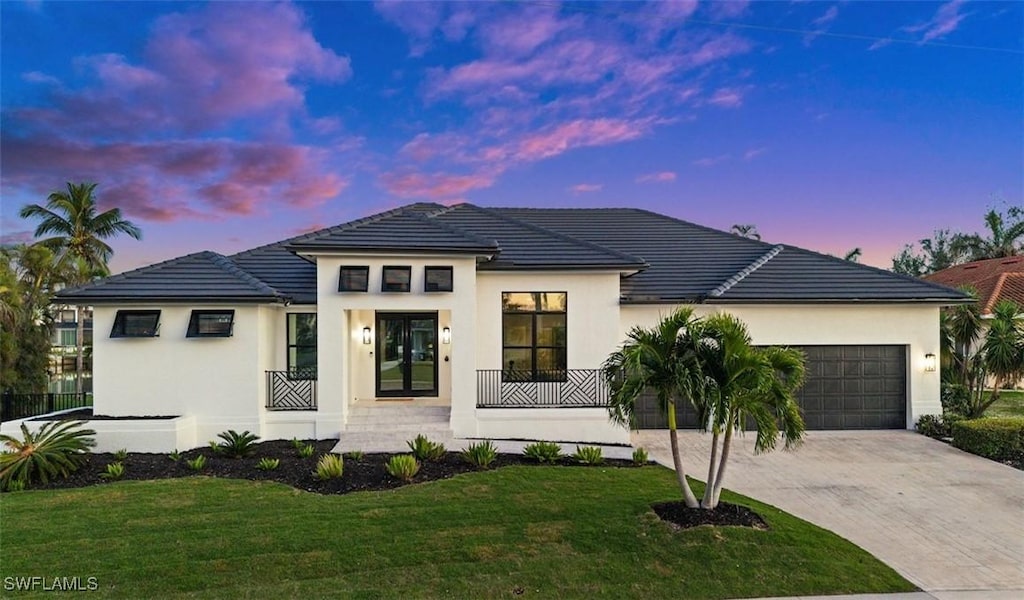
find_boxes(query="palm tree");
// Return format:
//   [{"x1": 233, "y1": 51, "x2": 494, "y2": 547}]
[
  {"x1": 698, "y1": 314, "x2": 806, "y2": 508},
  {"x1": 980, "y1": 300, "x2": 1024, "y2": 412},
  {"x1": 603, "y1": 308, "x2": 709, "y2": 508},
  {"x1": 18, "y1": 183, "x2": 141, "y2": 394},
  {"x1": 730, "y1": 224, "x2": 760, "y2": 240},
  {"x1": 960, "y1": 207, "x2": 1024, "y2": 260},
  {"x1": 843, "y1": 248, "x2": 862, "y2": 262}
]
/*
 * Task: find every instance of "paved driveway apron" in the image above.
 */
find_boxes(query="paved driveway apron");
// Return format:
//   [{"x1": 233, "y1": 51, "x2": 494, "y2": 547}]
[{"x1": 631, "y1": 430, "x2": 1024, "y2": 594}]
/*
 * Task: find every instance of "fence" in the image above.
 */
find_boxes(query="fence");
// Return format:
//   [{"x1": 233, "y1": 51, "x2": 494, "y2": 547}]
[
  {"x1": 0, "y1": 392, "x2": 92, "y2": 423},
  {"x1": 476, "y1": 369, "x2": 610, "y2": 408}
]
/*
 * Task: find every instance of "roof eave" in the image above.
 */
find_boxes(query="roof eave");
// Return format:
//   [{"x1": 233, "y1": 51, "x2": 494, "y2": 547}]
[
  {"x1": 53, "y1": 295, "x2": 289, "y2": 305},
  {"x1": 285, "y1": 244, "x2": 498, "y2": 255}
]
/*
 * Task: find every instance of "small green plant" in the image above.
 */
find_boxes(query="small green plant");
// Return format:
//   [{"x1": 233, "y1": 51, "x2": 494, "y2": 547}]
[
  {"x1": 385, "y1": 454, "x2": 420, "y2": 481},
  {"x1": 460, "y1": 440, "x2": 498, "y2": 469},
  {"x1": 315, "y1": 454, "x2": 345, "y2": 480},
  {"x1": 208, "y1": 440, "x2": 223, "y2": 454},
  {"x1": 4, "y1": 479, "x2": 26, "y2": 492},
  {"x1": 216, "y1": 430, "x2": 260, "y2": 458},
  {"x1": 100, "y1": 461, "x2": 126, "y2": 480},
  {"x1": 256, "y1": 457, "x2": 280, "y2": 471},
  {"x1": 632, "y1": 447, "x2": 649, "y2": 466},
  {"x1": 573, "y1": 445, "x2": 604, "y2": 465},
  {"x1": 291, "y1": 437, "x2": 305, "y2": 450},
  {"x1": 523, "y1": 441, "x2": 562, "y2": 463},
  {"x1": 297, "y1": 443, "x2": 315, "y2": 458},
  {"x1": 407, "y1": 434, "x2": 446, "y2": 462},
  {"x1": 168, "y1": 449, "x2": 182, "y2": 462},
  {"x1": 0, "y1": 419, "x2": 96, "y2": 488},
  {"x1": 186, "y1": 455, "x2": 207, "y2": 471},
  {"x1": 345, "y1": 450, "x2": 365, "y2": 461},
  {"x1": 113, "y1": 448, "x2": 128, "y2": 461}
]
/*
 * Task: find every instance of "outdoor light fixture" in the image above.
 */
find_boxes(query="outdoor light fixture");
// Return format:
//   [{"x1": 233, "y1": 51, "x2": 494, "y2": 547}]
[
  {"x1": 924, "y1": 353, "x2": 937, "y2": 372},
  {"x1": 362, "y1": 327, "x2": 372, "y2": 345},
  {"x1": 442, "y1": 327, "x2": 451, "y2": 344}
]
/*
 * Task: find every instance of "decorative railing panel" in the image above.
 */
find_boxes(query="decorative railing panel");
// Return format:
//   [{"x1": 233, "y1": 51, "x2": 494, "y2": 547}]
[
  {"x1": 476, "y1": 369, "x2": 609, "y2": 408},
  {"x1": 0, "y1": 392, "x2": 91, "y2": 422},
  {"x1": 266, "y1": 369, "x2": 317, "y2": 411}
]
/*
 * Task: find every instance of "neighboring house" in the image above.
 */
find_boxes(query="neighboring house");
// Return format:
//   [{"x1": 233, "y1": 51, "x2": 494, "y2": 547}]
[
  {"x1": 49, "y1": 305, "x2": 93, "y2": 393},
  {"x1": 37, "y1": 203, "x2": 967, "y2": 451}
]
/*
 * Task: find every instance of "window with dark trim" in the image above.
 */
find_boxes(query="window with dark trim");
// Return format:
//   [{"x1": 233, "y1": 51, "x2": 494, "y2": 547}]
[
  {"x1": 187, "y1": 310, "x2": 235, "y2": 338},
  {"x1": 501, "y1": 292, "x2": 567, "y2": 382},
  {"x1": 424, "y1": 266, "x2": 453, "y2": 292},
  {"x1": 110, "y1": 310, "x2": 161, "y2": 338},
  {"x1": 338, "y1": 266, "x2": 369, "y2": 292},
  {"x1": 287, "y1": 313, "x2": 317, "y2": 379},
  {"x1": 381, "y1": 266, "x2": 412, "y2": 292}
]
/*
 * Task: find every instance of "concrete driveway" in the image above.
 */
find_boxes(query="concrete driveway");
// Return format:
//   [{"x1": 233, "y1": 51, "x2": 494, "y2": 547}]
[{"x1": 632, "y1": 430, "x2": 1024, "y2": 595}]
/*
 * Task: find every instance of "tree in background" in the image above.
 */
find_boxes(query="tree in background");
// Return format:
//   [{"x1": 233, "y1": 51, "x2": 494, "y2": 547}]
[
  {"x1": 891, "y1": 205, "x2": 1023, "y2": 276},
  {"x1": 892, "y1": 229, "x2": 969, "y2": 277},
  {"x1": 843, "y1": 248, "x2": 862, "y2": 262},
  {"x1": 18, "y1": 183, "x2": 141, "y2": 395},
  {"x1": 959, "y1": 206, "x2": 1024, "y2": 261},
  {"x1": 730, "y1": 224, "x2": 761, "y2": 240}
]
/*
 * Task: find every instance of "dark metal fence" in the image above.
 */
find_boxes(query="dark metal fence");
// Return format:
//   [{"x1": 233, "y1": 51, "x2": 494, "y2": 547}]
[
  {"x1": 0, "y1": 392, "x2": 91, "y2": 423},
  {"x1": 476, "y1": 369, "x2": 610, "y2": 408},
  {"x1": 266, "y1": 369, "x2": 318, "y2": 411}
]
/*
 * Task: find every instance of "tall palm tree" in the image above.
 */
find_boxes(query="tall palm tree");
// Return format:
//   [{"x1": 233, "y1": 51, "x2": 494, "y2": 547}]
[
  {"x1": 603, "y1": 308, "x2": 709, "y2": 508},
  {"x1": 730, "y1": 224, "x2": 761, "y2": 240},
  {"x1": 698, "y1": 314, "x2": 806, "y2": 508},
  {"x1": 960, "y1": 207, "x2": 1024, "y2": 260},
  {"x1": 19, "y1": 183, "x2": 141, "y2": 394},
  {"x1": 981, "y1": 300, "x2": 1024, "y2": 412}
]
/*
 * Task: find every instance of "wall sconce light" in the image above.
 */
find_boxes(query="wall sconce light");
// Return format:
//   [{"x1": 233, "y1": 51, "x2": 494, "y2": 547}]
[
  {"x1": 441, "y1": 327, "x2": 451, "y2": 344},
  {"x1": 362, "y1": 327, "x2": 372, "y2": 345},
  {"x1": 924, "y1": 353, "x2": 936, "y2": 372}
]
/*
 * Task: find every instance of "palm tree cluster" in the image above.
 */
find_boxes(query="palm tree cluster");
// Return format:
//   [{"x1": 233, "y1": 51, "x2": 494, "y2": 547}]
[
  {"x1": 603, "y1": 308, "x2": 806, "y2": 510},
  {"x1": 893, "y1": 206, "x2": 1024, "y2": 276}
]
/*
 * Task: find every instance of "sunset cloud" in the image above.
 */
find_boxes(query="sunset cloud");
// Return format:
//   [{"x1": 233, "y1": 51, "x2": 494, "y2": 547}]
[
  {"x1": 569, "y1": 183, "x2": 603, "y2": 194},
  {"x1": 907, "y1": 0, "x2": 969, "y2": 42},
  {"x1": 379, "y1": 169, "x2": 497, "y2": 200},
  {"x1": 636, "y1": 171, "x2": 677, "y2": 183}
]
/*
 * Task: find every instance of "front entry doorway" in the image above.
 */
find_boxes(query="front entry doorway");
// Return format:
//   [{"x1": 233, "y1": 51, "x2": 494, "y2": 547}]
[{"x1": 376, "y1": 312, "x2": 439, "y2": 397}]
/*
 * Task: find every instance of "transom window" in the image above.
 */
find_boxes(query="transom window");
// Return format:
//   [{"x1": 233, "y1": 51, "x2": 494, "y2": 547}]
[
  {"x1": 424, "y1": 266, "x2": 453, "y2": 292},
  {"x1": 501, "y1": 292, "x2": 567, "y2": 382},
  {"x1": 187, "y1": 310, "x2": 235, "y2": 338},
  {"x1": 381, "y1": 266, "x2": 412, "y2": 292},
  {"x1": 338, "y1": 266, "x2": 369, "y2": 292},
  {"x1": 110, "y1": 310, "x2": 160, "y2": 338},
  {"x1": 287, "y1": 313, "x2": 317, "y2": 379}
]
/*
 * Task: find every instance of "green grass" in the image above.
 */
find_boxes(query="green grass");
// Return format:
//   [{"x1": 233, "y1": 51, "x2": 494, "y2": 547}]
[
  {"x1": 0, "y1": 467, "x2": 914, "y2": 599},
  {"x1": 986, "y1": 390, "x2": 1024, "y2": 418}
]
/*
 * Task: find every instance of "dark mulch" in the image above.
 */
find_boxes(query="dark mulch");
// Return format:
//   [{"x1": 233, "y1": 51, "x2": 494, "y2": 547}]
[
  {"x1": 32, "y1": 409, "x2": 177, "y2": 421},
  {"x1": 652, "y1": 500, "x2": 770, "y2": 530},
  {"x1": 21, "y1": 439, "x2": 636, "y2": 495}
]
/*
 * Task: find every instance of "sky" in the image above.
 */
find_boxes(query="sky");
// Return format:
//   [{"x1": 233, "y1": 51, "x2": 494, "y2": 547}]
[{"x1": 1, "y1": 0, "x2": 1021, "y2": 273}]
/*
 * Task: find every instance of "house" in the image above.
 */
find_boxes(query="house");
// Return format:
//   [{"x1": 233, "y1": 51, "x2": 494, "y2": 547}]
[
  {"x1": 29, "y1": 203, "x2": 967, "y2": 452},
  {"x1": 49, "y1": 305, "x2": 93, "y2": 393}
]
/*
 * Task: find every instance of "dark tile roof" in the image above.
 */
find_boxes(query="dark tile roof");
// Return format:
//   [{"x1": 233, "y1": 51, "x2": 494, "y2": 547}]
[
  {"x1": 924, "y1": 256, "x2": 1024, "y2": 314},
  {"x1": 230, "y1": 243, "x2": 317, "y2": 304}
]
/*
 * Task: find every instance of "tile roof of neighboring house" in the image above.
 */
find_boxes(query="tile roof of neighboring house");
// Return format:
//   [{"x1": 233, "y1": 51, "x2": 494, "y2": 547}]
[
  {"x1": 57, "y1": 202, "x2": 972, "y2": 305},
  {"x1": 923, "y1": 256, "x2": 1024, "y2": 314}
]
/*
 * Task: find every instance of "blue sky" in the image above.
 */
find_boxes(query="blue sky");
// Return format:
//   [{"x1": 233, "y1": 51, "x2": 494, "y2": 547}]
[{"x1": 1, "y1": 1, "x2": 1021, "y2": 272}]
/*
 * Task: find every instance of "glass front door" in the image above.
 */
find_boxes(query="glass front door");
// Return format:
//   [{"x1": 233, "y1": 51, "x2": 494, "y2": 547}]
[{"x1": 376, "y1": 313, "x2": 438, "y2": 397}]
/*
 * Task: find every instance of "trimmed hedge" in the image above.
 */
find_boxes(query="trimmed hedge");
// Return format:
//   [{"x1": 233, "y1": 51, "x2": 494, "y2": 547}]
[{"x1": 950, "y1": 417, "x2": 1024, "y2": 464}]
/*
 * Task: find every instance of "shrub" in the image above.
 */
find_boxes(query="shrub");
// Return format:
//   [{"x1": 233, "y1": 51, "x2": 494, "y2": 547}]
[
  {"x1": 113, "y1": 448, "x2": 128, "y2": 461},
  {"x1": 0, "y1": 420, "x2": 96, "y2": 488},
  {"x1": 461, "y1": 441, "x2": 497, "y2": 469},
  {"x1": 916, "y1": 414, "x2": 950, "y2": 439},
  {"x1": 168, "y1": 449, "x2": 182, "y2": 462},
  {"x1": 632, "y1": 447, "x2": 649, "y2": 466},
  {"x1": 523, "y1": 441, "x2": 562, "y2": 463},
  {"x1": 208, "y1": 440, "x2": 223, "y2": 454},
  {"x1": 291, "y1": 437, "x2": 305, "y2": 450},
  {"x1": 101, "y1": 461, "x2": 126, "y2": 480},
  {"x1": 186, "y1": 455, "x2": 207, "y2": 471},
  {"x1": 385, "y1": 454, "x2": 420, "y2": 481},
  {"x1": 297, "y1": 444, "x2": 315, "y2": 458},
  {"x1": 255, "y1": 457, "x2": 280, "y2": 471},
  {"x1": 345, "y1": 450, "x2": 365, "y2": 461},
  {"x1": 573, "y1": 445, "x2": 604, "y2": 465},
  {"x1": 216, "y1": 430, "x2": 260, "y2": 458},
  {"x1": 407, "y1": 434, "x2": 446, "y2": 462},
  {"x1": 4, "y1": 480, "x2": 26, "y2": 493},
  {"x1": 315, "y1": 454, "x2": 345, "y2": 480},
  {"x1": 951, "y1": 417, "x2": 1024, "y2": 463}
]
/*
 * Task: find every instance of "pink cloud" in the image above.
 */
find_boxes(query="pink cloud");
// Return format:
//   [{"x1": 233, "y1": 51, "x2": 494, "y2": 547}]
[
  {"x1": 693, "y1": 154, "x2": 730, "y2": 168},
  {"x1": 705, "y1": 1, "x2": 750, "y2": 20},
  {"x1": 744, "y1": 147, "x2": 767, "y2": 160},
  {"x1": 380, "y1": 170, "x2": 497, "y2": 200},
  {"x1": 636, "y1": 171, "x2": 677, "y2": 183},
  {"x1": 569, "y1": 183, "x2": 603, "y2": 194},
  {"x1": 906, "y1": 0, "x2": 969, "y2": 42},
  {"x1": 708, "y1": 87, "x2": 745, "y2": 108},
  {"x1": 514, "y1": 118, "x2": 647, "y2": 161},
  {"x1": 812, "y1": 6, "x2": 839, "y2": 28},
  {"x1": 686, "y1": 33, "x2": 752, "y2": 67}
]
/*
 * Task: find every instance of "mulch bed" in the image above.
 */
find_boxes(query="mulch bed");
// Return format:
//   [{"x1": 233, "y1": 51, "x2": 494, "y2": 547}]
[
  {"x1": 31, "y1": 409, "x2": 177, "y2": 420},
  {"x1": 651, "y1": 500, "x2": 770, "y2": 530}
]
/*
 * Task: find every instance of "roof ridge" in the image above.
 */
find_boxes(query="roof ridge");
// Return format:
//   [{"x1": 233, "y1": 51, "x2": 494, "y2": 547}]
[
  {"x1": 407, "y1": 209, "x2": 500, "y2": 250},
  {"x1": 473, "y1": 204, "x2": 648, "y2": 267},
  {"x1": 709, "y1": 245, "x2": 784, "y2": 298},
  {"x1": 207, "y1": 254, "x2": 283, "y2": 298},
  {"x1": 623, "y1": 207, "x2": 779, "y2": 251},
  {"x1": 985, "y1": 272, "x2": 1009, "y2": 314},
  {"x1": 56, "y1": 250, "x2": 219, "y2": 297}
]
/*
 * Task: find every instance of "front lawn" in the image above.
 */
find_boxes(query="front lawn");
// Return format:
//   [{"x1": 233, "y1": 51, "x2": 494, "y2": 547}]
[
  {"x1": 986, "y1": 390, "x2": 1024, "y2": 418},
  {"x1": 0, "y1": 467, "x2": 914, "y2": 599}
]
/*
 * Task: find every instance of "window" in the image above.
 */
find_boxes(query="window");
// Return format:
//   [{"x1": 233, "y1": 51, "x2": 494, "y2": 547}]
[
  {"x1": 424, "y1": 266, "x2": 453, "y2": 292},
  {"x1": 338, "y1": 266, "x2": 369, "y2": 292},
  {"x1": 110, "y1": 310, "x2": 160, "y2": 338},
  {"x1": 187, "y1": 310, "x2": 235, "y2": 338},
  {"x1": 501, "y1": 292, "x2": 567, "y2": 381},
  {"x1": 381, "y1": 266, "x2": 412, "y2": 292},
  {"x1": 287, "y1": 313, "x2": 317, "y2": 379},
  {"x1": 60, "y1": 309, "x2": 77, "y2": 323},
  {"x1": 56, "y1": 329, "x2": 76, "y2": 347}
]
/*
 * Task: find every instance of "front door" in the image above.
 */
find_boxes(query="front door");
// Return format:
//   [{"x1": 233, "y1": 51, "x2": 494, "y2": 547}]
[{"x1": 376, "y1": 312, "x2": 438, "y2": 397}]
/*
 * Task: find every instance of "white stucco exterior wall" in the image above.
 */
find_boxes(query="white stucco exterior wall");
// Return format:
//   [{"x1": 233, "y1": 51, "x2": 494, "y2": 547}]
[{"x1": 620, "y1": 303, "x2": 943, "y2": 427}]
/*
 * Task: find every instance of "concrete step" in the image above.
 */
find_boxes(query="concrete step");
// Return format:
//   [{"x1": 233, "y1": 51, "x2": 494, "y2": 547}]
[{"x1": 344, "y1": 421, "x2": 452, "y2": 433}]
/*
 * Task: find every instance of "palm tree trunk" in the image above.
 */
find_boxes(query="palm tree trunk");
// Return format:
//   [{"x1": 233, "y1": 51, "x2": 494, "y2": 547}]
[
  {"x1": 701, "y1": 430, "x2": 720, "y2": 509},
  {"x1": 75, "y1": 305, "x2": 85, "y2": 396},
  {"x1": 668, "y1": 401, "x2": 700, "y2": 508},
  {"x1": 710, "y1": 411, "x2": 737, "y2": 508}
]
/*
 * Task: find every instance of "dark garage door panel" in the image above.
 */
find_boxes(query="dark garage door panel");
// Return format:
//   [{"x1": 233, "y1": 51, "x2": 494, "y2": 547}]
[{"x1": 634, "y1": 345, "x2": 907, "y2": 430}]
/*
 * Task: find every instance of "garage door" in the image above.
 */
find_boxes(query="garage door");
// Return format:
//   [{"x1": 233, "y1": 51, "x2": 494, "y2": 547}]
[{"x1": 633, "y1": 345, "x2": 907, "y2": 430}]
